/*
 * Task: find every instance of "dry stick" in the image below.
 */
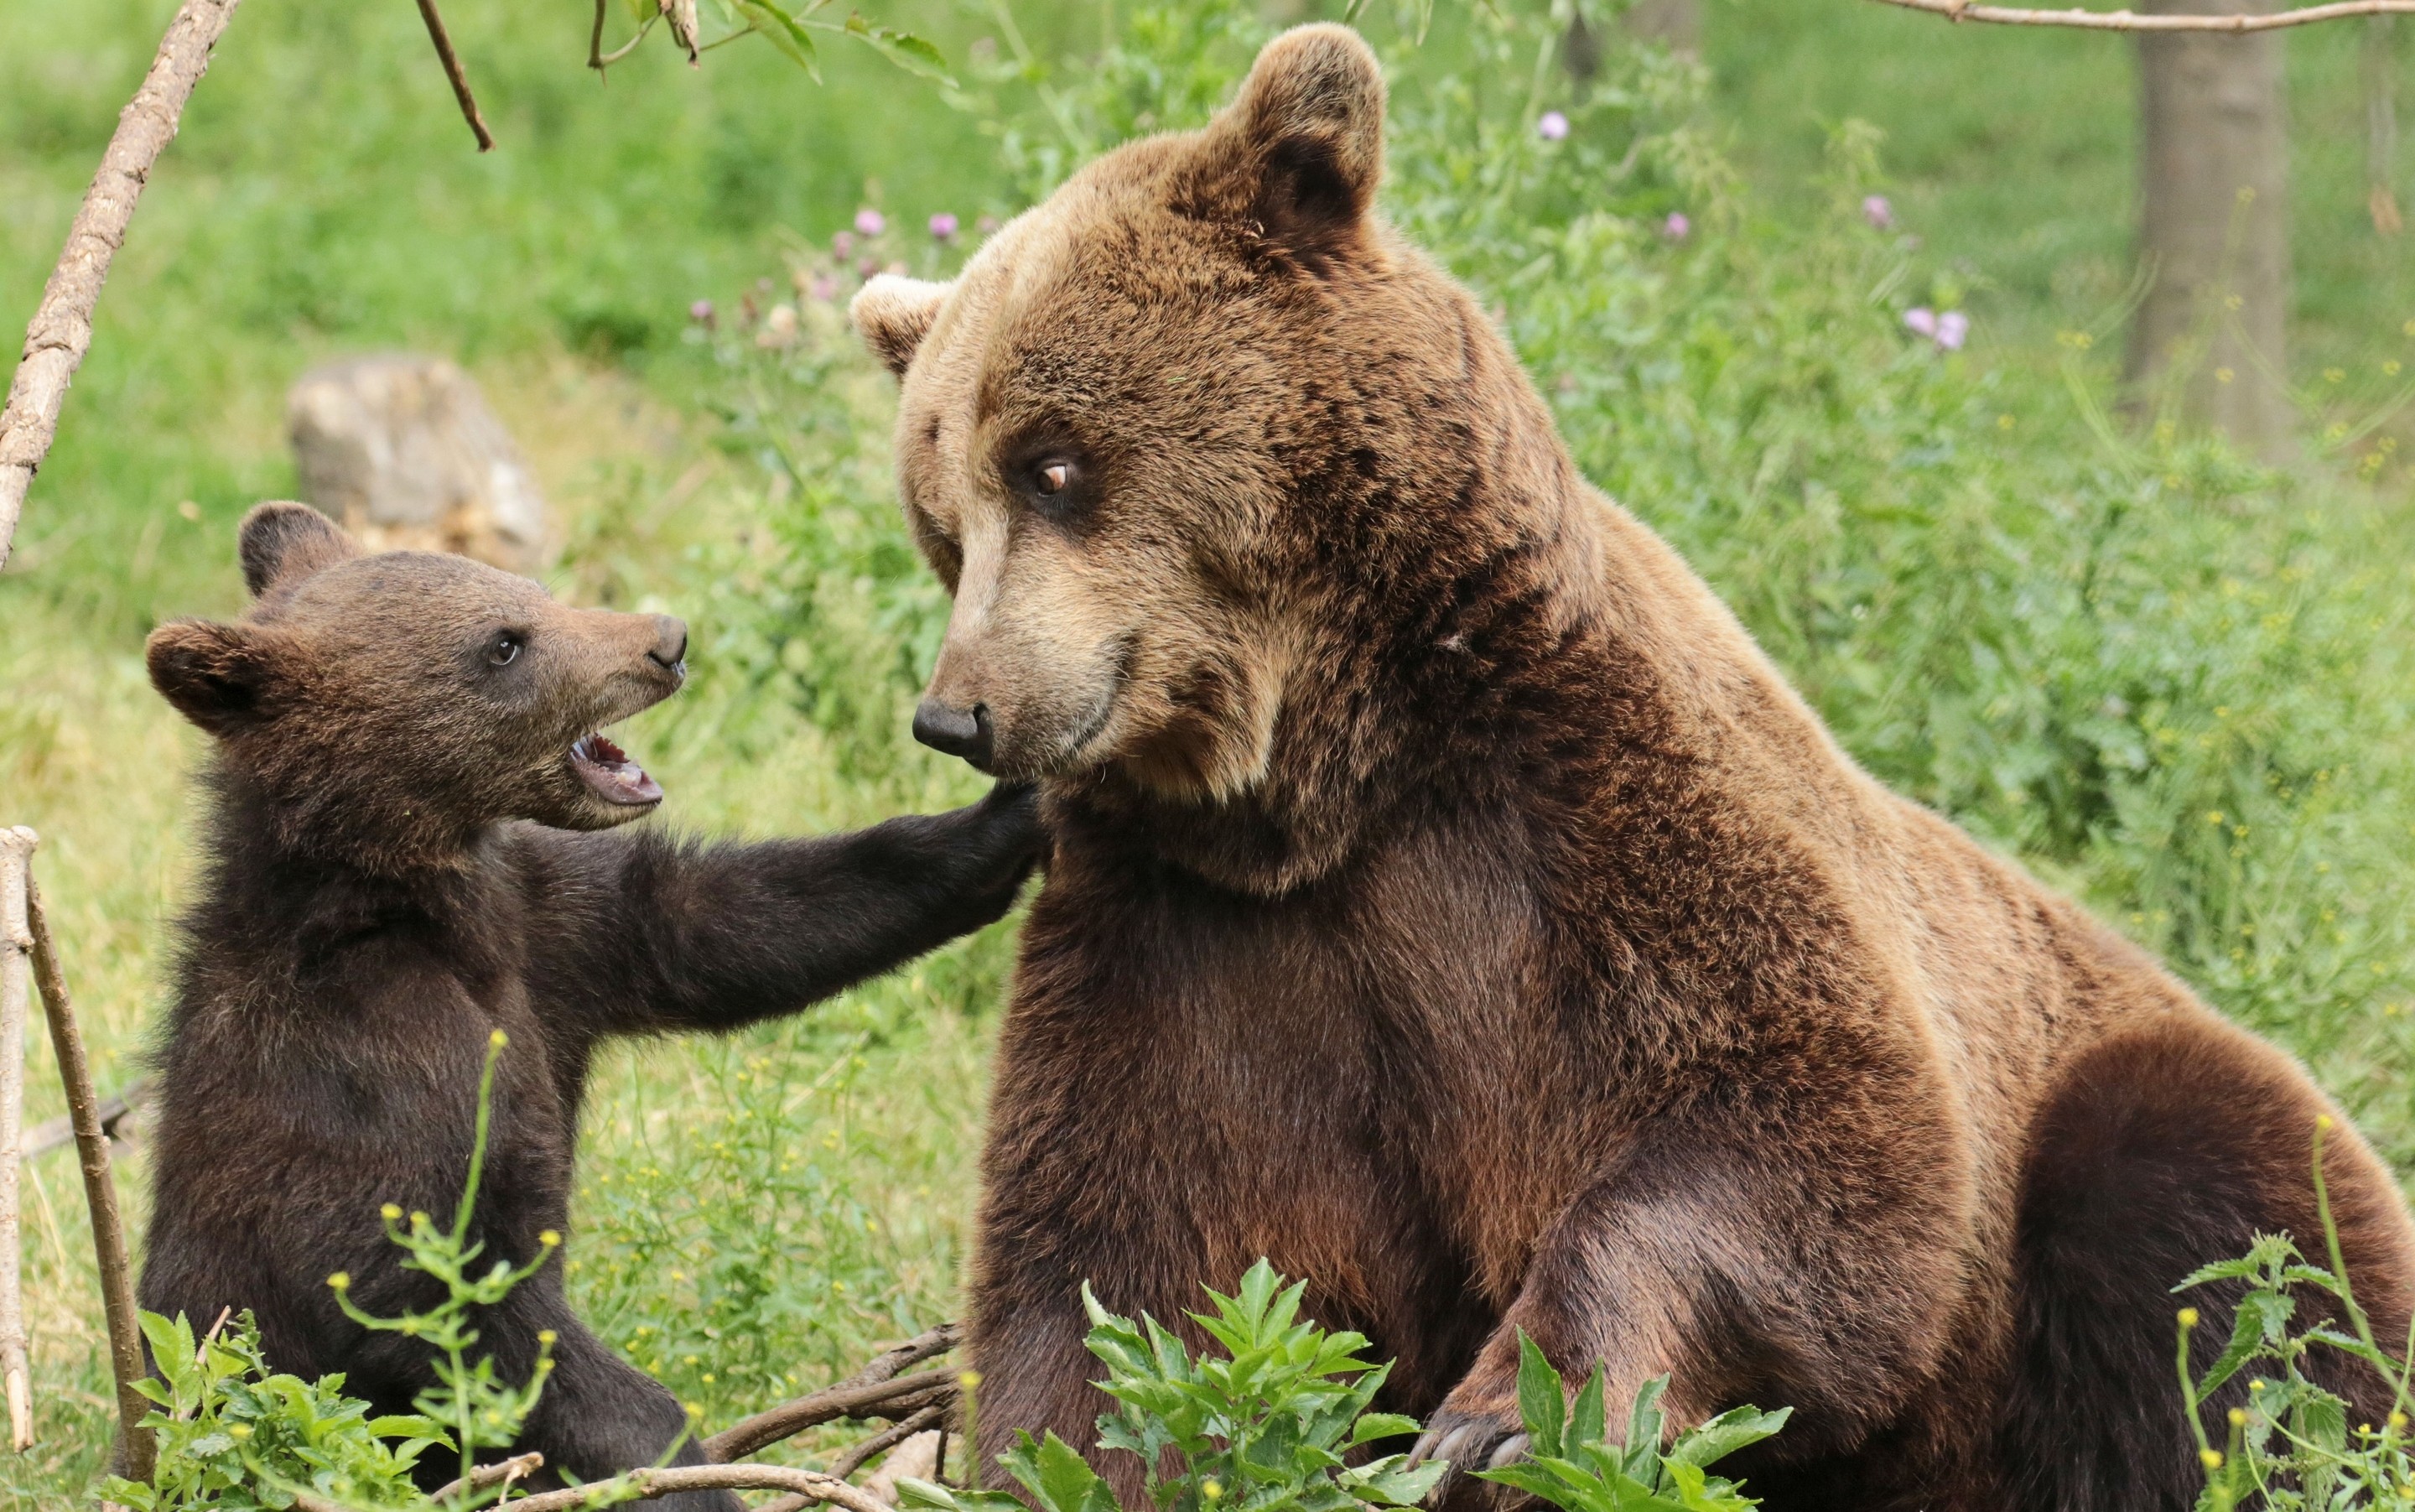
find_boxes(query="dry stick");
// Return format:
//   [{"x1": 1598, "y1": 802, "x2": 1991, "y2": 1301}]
[
  {"x1": 20, "y1": 1077, "x2": 148, "y2": 1161},
  {"x1": 1868, "y1": 0, "x2": 2415, "y2": 29},
  {"x1": 413, "y1": 0, "x2": 495, "y2": 151},
  {"x1": 24, "y1": 873, "x2": 153, "y2": 1482},
  {"x1": 706, "y1": 1364, "x2": 959, "y2": 1463},
  {"x1": 828, "y1": 1402, "x2": 946, "y2": 1483},
  {"x1": 508, "y1": 1463, "x2": 894, "y2": 1512},
  {"x1": 0, "y1": 0, "x2": 241, "y2": 574},
  {"x1": 0, "y1": 830, "x2": 32, "y2": 1452},
  {"x1": 427, "y1": 1449, "x2": 545, "y2": 1504}
]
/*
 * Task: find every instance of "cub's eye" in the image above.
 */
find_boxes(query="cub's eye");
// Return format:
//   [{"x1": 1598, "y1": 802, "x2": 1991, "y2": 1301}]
[
  {"x1": 488, "y1": 632, "x2": 523, "y2": 668},
  {"x1": 1035, "y1": 460, "x2": 1072, "y2": 496}
]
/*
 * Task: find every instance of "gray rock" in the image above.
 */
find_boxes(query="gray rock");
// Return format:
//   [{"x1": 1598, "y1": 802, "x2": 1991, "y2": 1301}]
[{"x1": 288, "y1": 354, "x2": 548, "y2": 569}]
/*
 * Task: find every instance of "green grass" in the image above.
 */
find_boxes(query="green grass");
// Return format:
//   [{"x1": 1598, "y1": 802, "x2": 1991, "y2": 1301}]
[{"x1": 5, "y1": 0, "x2": 2415, "y2": 1507}]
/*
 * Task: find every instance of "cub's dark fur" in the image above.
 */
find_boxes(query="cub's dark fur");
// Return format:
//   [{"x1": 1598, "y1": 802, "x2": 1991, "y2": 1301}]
[{"x1": 139, "y1": 503, "x2": 1041, "y2": 1508}]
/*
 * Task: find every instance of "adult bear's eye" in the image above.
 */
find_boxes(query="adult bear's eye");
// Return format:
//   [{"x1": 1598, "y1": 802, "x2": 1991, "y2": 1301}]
[
  {"x1": 1035, "y1": 460, "x2": 1072, "y2": 496},
  {"x1": 488, "y1": 632, "x2": 523, "y2": 668}
]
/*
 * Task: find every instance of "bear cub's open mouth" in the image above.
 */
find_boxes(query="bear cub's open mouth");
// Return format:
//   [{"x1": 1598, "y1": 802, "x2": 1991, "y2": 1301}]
[{"x1": 570, "y1": 732, "x2": 662, "y2": 806}]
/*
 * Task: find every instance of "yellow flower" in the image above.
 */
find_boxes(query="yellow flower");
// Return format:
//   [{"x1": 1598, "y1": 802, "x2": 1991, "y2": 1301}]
[
  {"x1": 540, "y1": 1229, "x2": 563, "y2": 1248},
  {"x1": 328, "y1": 1271, "x2": 351, "y2": 1291},
  {"x1": 381, "y1": 1203, "x2": 402, "y2": 1221},
  {"x1": 490, "y1": 1028, "x2": 510, "y2": 1048},
  {"x1": 2200, "y1": 1448, "x2": 2224, "y2": 1470},
  {"x1": 2215, "y1": 367, "x2": 2235, "y2": 384},
  {"x1": 228, "y1": 1423, "x2": 252, "y2": 1441},
  {"x1": 540, "y1": 1330, "x2": 558, "y2": 1345},
  {"x1": 2229, "y1": 1408, "x2": 2247, "y2": 1426},
  {"x1": 1997, "y1": 414, "x2": 2016, "y2": 430},
  {"x1": 2392, "y1": 1411, "x2": 2408, "y2": 1429},
  {"x1": 2178, "y1": 1307, "x2": 2201, "y2": 1328},
  {"x1": 1202, "y1": 1482, "x2": 1223, "y2": 1502},
  {"x1": 2319, "y1": 1114, "x2": 2336, "y2": 1130},
  {"x1": 2325, "y1": 367, "x2": 2346, "y2": 384},
  {"x1": 959, "y1": 1370, "x2": 984, "y2": 1390}
]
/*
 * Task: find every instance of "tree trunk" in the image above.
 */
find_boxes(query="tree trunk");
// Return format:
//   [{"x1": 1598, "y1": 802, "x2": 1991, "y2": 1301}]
[
  {"x1": 2127, "y1": 0, "x2": 2293, "y2": 455},
  {"x1": 1623, "y1": 0, "x2": 1701, "y2": 55}
]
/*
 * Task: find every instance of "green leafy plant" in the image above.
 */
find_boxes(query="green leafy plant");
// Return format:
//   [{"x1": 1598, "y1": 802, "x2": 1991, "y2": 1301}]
[
  {"x1": 2179, "y1": 1119, "x2": 2415, "y2": 1510},
  {"x1": 100, "y1": 1311, "x2": 444, "y2": 1512},
  {"x1": 898, "y1": 1260, "x2": 1446, "y2": 1512},
  {"x1": 1474, "y1": 1333, "x2": 1790, "y2": 1512},
  {"x1": 106, "y1": 1030, "x2": 567, "y2": 1509}
]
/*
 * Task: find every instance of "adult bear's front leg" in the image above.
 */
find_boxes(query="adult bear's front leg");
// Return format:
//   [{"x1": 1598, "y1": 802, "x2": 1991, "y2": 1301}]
[{"x1": 1408, "y1": 1114, "x2": 1980, "y2": 1503}]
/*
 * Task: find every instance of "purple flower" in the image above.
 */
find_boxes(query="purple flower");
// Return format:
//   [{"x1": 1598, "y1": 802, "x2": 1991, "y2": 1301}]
[
  {"x1": 929, "y1": 212, "x2": 960, "y2": 242},
  {"x1": 854, "y1": 208, "x2": 886, "y2": 237},
  {"x1": 1903, "y1": 307, "x2": 1939, "y2": 339},
  {"x1": 809, "y1": 274, "x2": 839, "y2": 303},
  {"x1": 1935, "y1": 310, "x2": 1970, "y2": 351},
  {"x1": 688, "y1": 299, "x2": 715, "y2": 325},
  {"x1": 1662, "y1": 211, "x2": 1690, "y2": 241},
  {"x1": 976, "y1": 214, "x2": 1000, "y2": 236},
  {"x1": 833, "y1": 230, "x2": 855, "y2": 258},
  {"x1": 1862, "y1": 194, "x2": 1893, "y2": 230},
  {"x1": 1538, "y1": 110, "x2": 1570, "y2": 142}
]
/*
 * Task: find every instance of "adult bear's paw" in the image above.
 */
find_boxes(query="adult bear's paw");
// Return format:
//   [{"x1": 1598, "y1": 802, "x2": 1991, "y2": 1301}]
[{"x1": 1405, "y1": 1400, "x2": 1530, "y2": 1509}]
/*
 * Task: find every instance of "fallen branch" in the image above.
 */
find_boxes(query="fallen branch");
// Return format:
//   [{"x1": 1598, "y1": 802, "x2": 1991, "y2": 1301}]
[
  {"x1": 828, "y1": 1404, "x2": 945, "y2": 1482},
  {"x1": 0, "y1": 830, "x2": 31, "y2": 1451},
  {"x1": 1867, "y1": 0, "x2": 2415, "y2": 29},
  {"x1": 705, "y1": 1322, "x2": 961, "y2": 1463},
  {"x1": 427, "y1": 1449, "x2": 544, "y2": 1503},
  {"x1": 24, "y1": 865, "x2": 153, "y2": 1479},
  {"x1": 413, "y1": 0, "x2": 495, "y2": 151},
  {"x1": 0, "y1": 0, "x2": 242, "y2": 573},
  {"x1": 20, "y1": 1077, "x2": 148, "y2": 1160},
  {"x1": 707, "y1": 1366, "x2": 957, "y2": 1463},
  {"x1": 508, "y1": 1463, "x2": 892, "y2": 1512}
]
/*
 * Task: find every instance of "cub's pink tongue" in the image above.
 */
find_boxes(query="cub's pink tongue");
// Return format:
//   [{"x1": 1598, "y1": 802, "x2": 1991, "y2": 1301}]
[{"x1": 571, "y1": 734, "x2": 663, "y2": 806}]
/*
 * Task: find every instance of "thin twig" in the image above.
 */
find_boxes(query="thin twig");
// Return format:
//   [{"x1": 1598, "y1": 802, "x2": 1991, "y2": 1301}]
[
  {"x1": 20, "y1": 1077, "x2": 148, "y2": 1160},
  {"x1": 506, "y1": 1463, "x2": 892, "y2": 1512},
  {"x1": 706, "y1": 1324, "x2": 960, "y2": 1463},
  {"x1": 828, "y1": 1404, "x2": 945, "y2": 1482},
  {"x1": 414, "y1": 0, "x2": 495, "y2": 151},
  {"x1": 196, "y1": 1304, "x2": 233, "y2": 1364},
  {"x1": 1868, "y1": 0, "x2": 2415, "y2": 29},
  {"x1": 0, "y1": 0, "x2": 241, "y2": 572},
  {"x1": 23, "y1": 869, "x2": 152, "y2": 1480},
  {"x1": 0, "y1": 830, "x2": 32, "y2": 1452},
  {"x1": 428, "y1": 1449, "x2": 544, "y2": 1504},
  {"x1": 589, "y1": 0, "x2": 609, "y2": 70}
]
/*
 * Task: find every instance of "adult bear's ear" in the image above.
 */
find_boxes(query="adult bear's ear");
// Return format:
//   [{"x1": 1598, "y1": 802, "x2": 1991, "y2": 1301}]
[
  {"x1": 851, "y1": 276, "x2": 953, "y2": 379},
  {"x1": 238, "y1": 501, "x2": 356, "y2": 598},
  {"x1": 1182, "y1": 23, "x2": 1385, "y2": 273},
  {"x1": 147, "y1": 621, "x2": 286, "y2": 735}
]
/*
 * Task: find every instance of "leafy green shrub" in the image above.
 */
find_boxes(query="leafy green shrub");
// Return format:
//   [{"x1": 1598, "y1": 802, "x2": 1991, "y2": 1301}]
[
  {"x1": 101, "y1": 1312, "x2": 442, "y2": 1512},
  {"x1": 107, "y1": 1032, "x2": 562, "y2": 1509},
  {"x1": 901, "y1": 1260, "x2": 1443, "y2": 1512},
  {"x1": 1476, "y1": 1335, "x2": 1789, "y2": 1512},
  {"x1": 2179, "y1": 1121, "x2": 2415, "y2": 1510}
]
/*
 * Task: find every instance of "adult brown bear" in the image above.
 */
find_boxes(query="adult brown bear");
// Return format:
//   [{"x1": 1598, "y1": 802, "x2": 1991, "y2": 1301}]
[{"x1": 852, "y1": 24, "x2": 2415, "y2": 1509}]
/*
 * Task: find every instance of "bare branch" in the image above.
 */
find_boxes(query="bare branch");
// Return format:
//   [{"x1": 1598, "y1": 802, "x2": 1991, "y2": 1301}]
[
  {"x1": 20, "y1": 1077, "x2": 148, "y2": 1160},
  {"x1": 0, "y1": 829, "x2": 33, "y2": 1451},
  {"x1": 707, "y1": 1366, "x2": 960, "y2": 1463},
  {"x1": 828, "y1": 1404, "x2": 946, "y2": 1482},
  {"x1": 24, "y1": 866, "x2": 153, "y2": 1479},
  {"x1": 428, "y1": 1449, "x2": 544, "y2": 1504},
  {"x1": 0, "y1": 0, "x2": 242, "y2": 572},
  {"x1": 506, "y1": 1463, "x2": 893, "y2": 1512},
  {"x1": 414, "y1": 0, "x2": 495, "y2": 151},
  {"x1": 1867, "y1": 0, "x2": 2415, "y2": 29}
]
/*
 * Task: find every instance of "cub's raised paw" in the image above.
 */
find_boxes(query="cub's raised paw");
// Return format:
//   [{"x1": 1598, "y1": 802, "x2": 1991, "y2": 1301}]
[{"x1": 1405, "y1": 1404, "x2": 1532, "y2": 1510}]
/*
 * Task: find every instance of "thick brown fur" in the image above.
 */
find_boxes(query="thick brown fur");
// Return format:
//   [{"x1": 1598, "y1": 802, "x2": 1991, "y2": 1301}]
[
  {"x1": 851, "y1": 25, "x2": 2415, "y2": 1511},
  {"x1": 140, "y1": 504, "x2": 1042, "y2": 1508}
]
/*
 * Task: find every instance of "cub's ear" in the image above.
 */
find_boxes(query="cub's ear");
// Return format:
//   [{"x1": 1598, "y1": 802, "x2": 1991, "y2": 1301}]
[
  {"x1": 1182, "y1": 23, "x2": 1386, "y2": 273},
  {"x1": 147, "y1": 621, "x2": 283, "y2": 735},
  {"x1": 238, "y1": 501, "x2": 356, "y2": 598},
  {"x1": 850, "y1": 276, "x2": 953, "y2": 379}
]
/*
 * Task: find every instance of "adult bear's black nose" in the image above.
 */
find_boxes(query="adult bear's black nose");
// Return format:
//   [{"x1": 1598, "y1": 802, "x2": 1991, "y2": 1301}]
[{"x1": 913, "y1": 699, "x2": 993, "y2": 767}]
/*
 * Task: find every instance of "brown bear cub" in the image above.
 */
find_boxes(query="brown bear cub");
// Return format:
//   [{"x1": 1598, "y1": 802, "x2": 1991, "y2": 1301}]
[
  {"x1": 139, "y1": 502, "x2": 1041, "y2": 1509},
  {"x1": 853, "y1": 24, "x2": 2415, "y2": 1512}
]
